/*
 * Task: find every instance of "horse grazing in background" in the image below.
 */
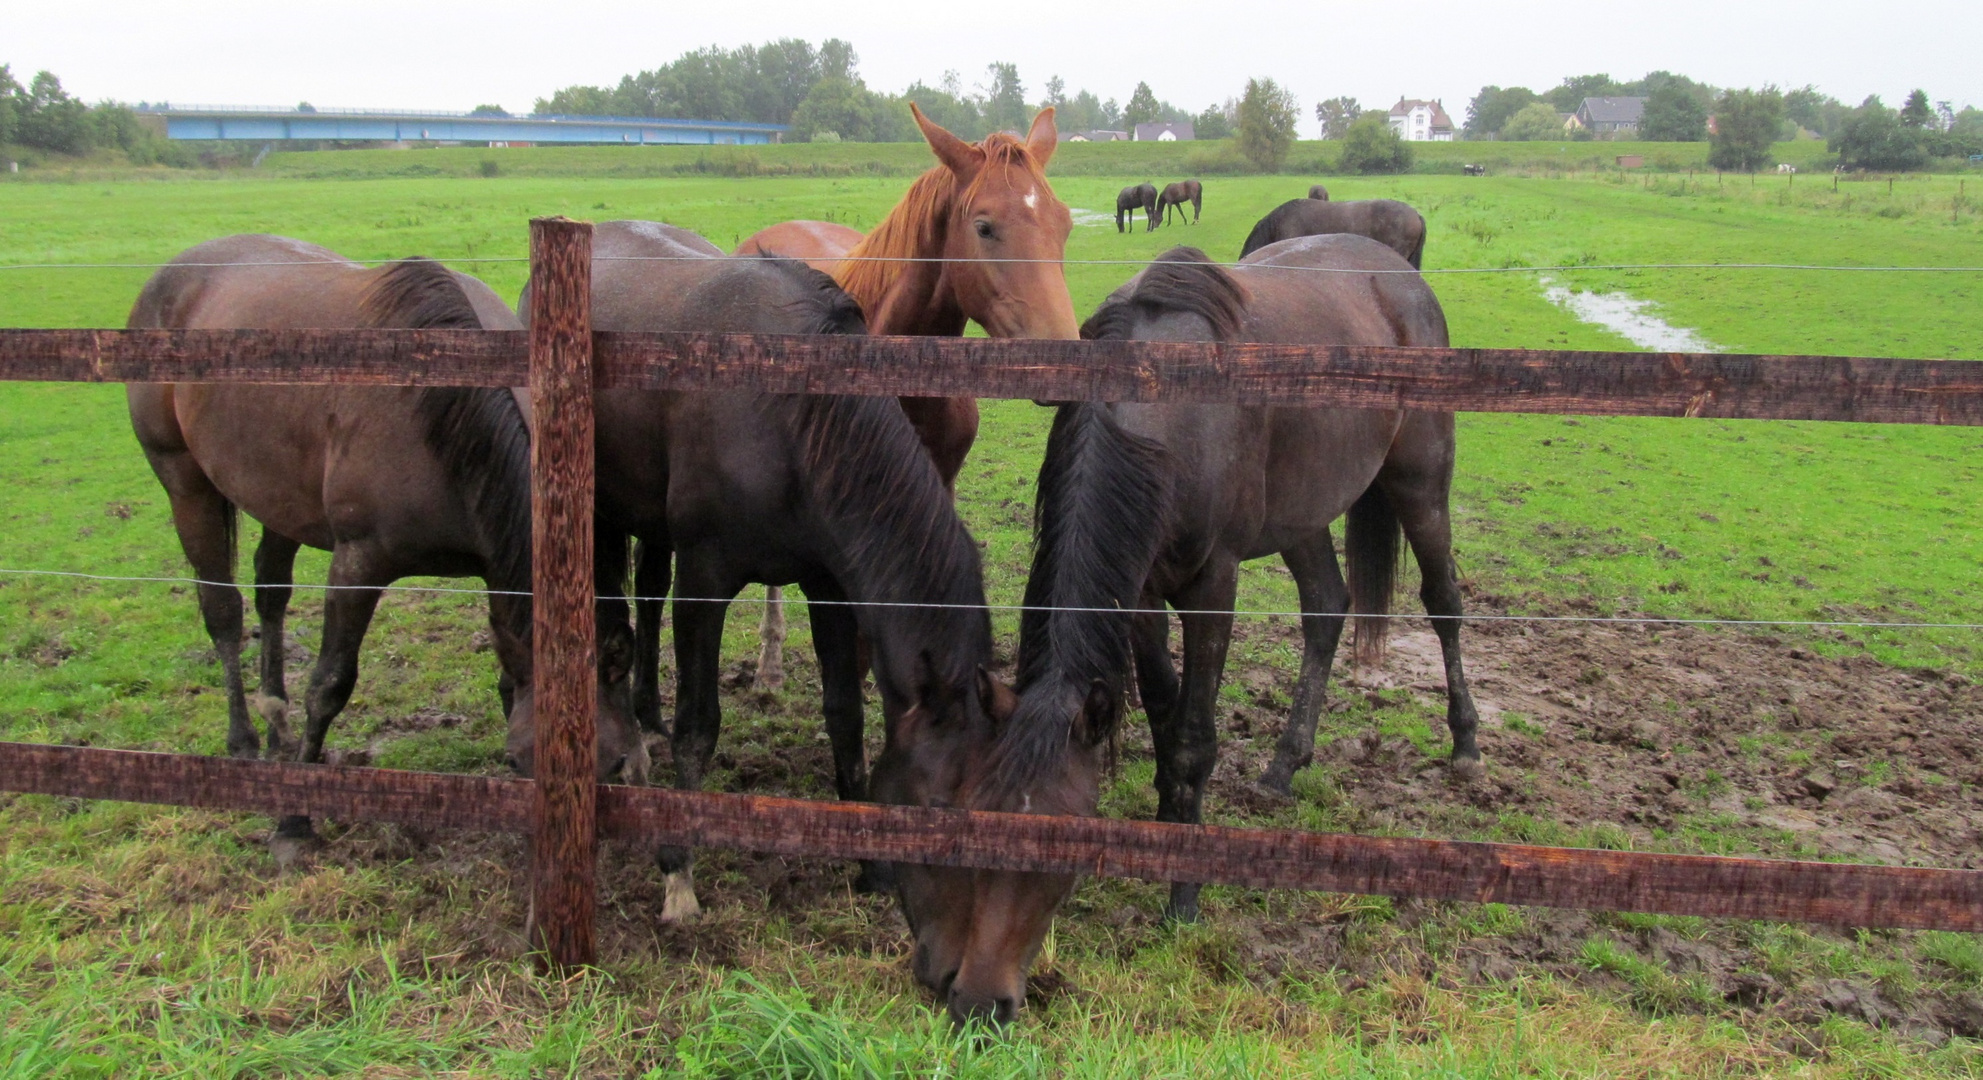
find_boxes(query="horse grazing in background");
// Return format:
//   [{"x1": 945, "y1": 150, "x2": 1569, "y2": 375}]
[
  {"x1": 876, "y1": 242, "x2": 1482, "y2": 1024},
  {"x1": 1240, "y1": 197, "x2": 1427, "y2": 267},
  {"x1": 1157, "y1": 179, "x2": 1203, "y2": 225},
  {"x1": 734, "y1": 219, "x2": 865, "y2": 272},
  {"x1": 1116, "y1": 182, "x2": 1158, "y2": 232},
  {"x1": 1307, "y1": 183, "x2": 1330, "y2": 200},
  {"x1": 522, "y1": 222, "x2": 1005, "y2": 922},
  {"x1": 126, "y1": 235, "x2": 646, "y2": 843}
]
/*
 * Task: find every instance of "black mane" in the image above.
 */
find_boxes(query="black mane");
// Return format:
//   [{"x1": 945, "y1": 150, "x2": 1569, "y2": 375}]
[
  {"x1": 741, "y1": 254, "x2": 869, "y2": 336},
  {"x1": 367, "y1": 258, "x2": 535, "y2": 635},
  {"x1": 1080, "y1": 246, "x2": 1247, "y2": 343}
]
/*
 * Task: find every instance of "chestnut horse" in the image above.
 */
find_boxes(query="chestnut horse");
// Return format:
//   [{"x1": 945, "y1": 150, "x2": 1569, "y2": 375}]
[
  {"x1": 127, "y1": 236, "x2": 646, "y2": 845},
  {"x1": 730, "y1": 104, "x2": 1078, "y2": 687},
  {"x1": 1157, "y1": 179, "x2": 1202, "y2": 225},
  {"x1": 734, "y1": 219, "x2": 863, "y2": 273},
  {"x1": 875, "y1": 242, "x2": 1481, "y2": 1026}
]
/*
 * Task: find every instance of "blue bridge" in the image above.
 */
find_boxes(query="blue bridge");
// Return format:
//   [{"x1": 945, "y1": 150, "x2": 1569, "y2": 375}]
[{"x1": 137, "y1": 105, "x2": 786, "y2": 146}]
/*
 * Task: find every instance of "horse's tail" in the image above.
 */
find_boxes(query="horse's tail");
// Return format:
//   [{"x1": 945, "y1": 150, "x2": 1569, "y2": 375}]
[
  {"x1": 1405, "y1": 212, "x2": 1427, "y2": 269},
  {"x1": 1345, "y1": 482, "x2": 1403, "y2": 667}
]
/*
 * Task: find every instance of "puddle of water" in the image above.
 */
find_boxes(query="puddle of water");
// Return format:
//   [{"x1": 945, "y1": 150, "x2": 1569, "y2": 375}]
[
  {"x1": 1070, "y1": 208, "x2": 1119, "y2": 228},
  {"x1": 1538, "y1": 276, "x2": 1719, "y2": 352}
]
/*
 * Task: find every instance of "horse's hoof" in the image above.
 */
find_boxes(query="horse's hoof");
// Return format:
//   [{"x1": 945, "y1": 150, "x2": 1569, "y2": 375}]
[
  {"x1": 1448, "y1": 755, "x2": 1487, "y2": 782},
  {"x1": 854, "y1": 860, "x2": 896, "y2": 895},
  {"x1": 268, "y1": 830, "x2": 321, "y2": 871},
  {"x1": 660, "y1": 869, "x2": 701, "y2": 923},
  {"x1": 252, "y1": 694, "x2": 297, "y2": 758},
  {"x1": 1255, "y1": 765, "x2": 1297, "y2": 798}
]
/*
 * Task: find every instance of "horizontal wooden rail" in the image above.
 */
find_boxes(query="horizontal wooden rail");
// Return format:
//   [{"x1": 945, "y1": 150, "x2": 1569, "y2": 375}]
[
  {"x1": 3, "y1": 742, "x2": 1978, "y2": 932},
  {"x1": 3, "y1": 329, "x2": 1980, "y2": 424}
]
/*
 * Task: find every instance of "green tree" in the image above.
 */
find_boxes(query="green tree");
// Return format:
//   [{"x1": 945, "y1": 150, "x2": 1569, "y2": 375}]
[
  {"x1": 1057, "y1": 89, "x2": 1106, "y2": 132},
  {"x1": 1234, "y1": 77, "x2": 1299, "y2": 170},
  {"x1": 900, "y1": 78, "x2": 984, "y2": 140},
  {"x1": 792, "y1": 75, "x2": 884, "y2": 141},
  {"x1": 1639, "y1": 84, "x2": 1706, "y2": 141},
  {"x1": 1313, "y1": 96, "x2": 1361, "y2": 139},
  {"x1": 534, "y1": 84, "x2": 612, "y2": 115},
  {"x1": 1041, "y1": 75, "x2": 1066, "y2": 111},
  {"x1": 1499, "y1": 101, "x2": 1566, "y2": 141},
  {"x1": 980, "y1": 62, "x2": 1028, "y2": 133},
  {"x1": 1829, "y1": 96, "x2": 1931, "y2": 171},
  {"x1": 1464, "y1": 85, "x2": 1539, "y2": 139},
  {"x1": 1194, "y1": 99, "x2": 1235, "y2": 140},
  {"x1": 1784, "y1": 85, "x2": 1846, "y2": 137},
  {"x1": 1544, "y1": 73, "x2": 1620, "y2": 111},
  {"x1": 1899, "y1": 89, "x2": 1933, "y2": 128},
  {"x1": 1708, "y1": 86, "x2": 1785, "y2": 171},
  {"x1": 17, "y1": 71, "x2": 94, "y2": 154},
  {"x1": 0, "y1": 65, "x2": 19, "y2": 148},
  {"x1": 1123, "y1": 81, "x2": 1161, "y2": 130},
  {"x1": 1338, "y1": 111, "x2": 1412, "y2": 173},
  {"x1": 469, "y1": 104, "x2": 507, "y2": 117}
]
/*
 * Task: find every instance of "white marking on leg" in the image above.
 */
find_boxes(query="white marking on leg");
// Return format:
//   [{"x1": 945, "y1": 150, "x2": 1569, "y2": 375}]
[{"x1": 660, "y1": 868, "x2": 702, "y2": 922}]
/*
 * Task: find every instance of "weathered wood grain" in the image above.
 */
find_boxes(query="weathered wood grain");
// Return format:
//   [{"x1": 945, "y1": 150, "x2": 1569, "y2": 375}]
[
  {"x1": 5, "y1": 327, "x2": 1979, "y2": 425},
  {"x1": 3, "y1": 742, "x2": 1979, "y2": 932},
  {"x1": 527, "y1": 217, "x2": 598, "y2": 971}
]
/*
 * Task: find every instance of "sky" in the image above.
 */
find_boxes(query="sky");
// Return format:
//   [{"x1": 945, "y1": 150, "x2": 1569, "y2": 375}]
[{"x1": 9, "y1": 0, "x2": 1979, "y2": 129}]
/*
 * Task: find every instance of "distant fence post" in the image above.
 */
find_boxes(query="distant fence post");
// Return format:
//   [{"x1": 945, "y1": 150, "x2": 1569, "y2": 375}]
[{"x1": 527, "y1": 216, "x2": 597, "y2": 970}]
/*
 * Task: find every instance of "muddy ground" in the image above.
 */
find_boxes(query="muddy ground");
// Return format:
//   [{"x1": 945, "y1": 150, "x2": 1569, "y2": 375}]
[{"x1": 295, "y1": 604, "x2": 1983, "y2": 1053}]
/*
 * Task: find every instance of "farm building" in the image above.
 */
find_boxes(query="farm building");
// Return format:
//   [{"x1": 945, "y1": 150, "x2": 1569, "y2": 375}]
[
  {"x1": 1387, "y1": 99, "x2": 1455, "y2": 142},
  {"x1": 1059, "y1": 129, "x2": 1130, "y2": 142},
  {"x1": 136, "y1": 104, "x2": 787, "y2": 145},
  {"x1": 1572, "y1": 97, "x2": 1647, "y2": 136},
  {"x1": 1133, "y1": 121, "x2": 1195, "y2": 142}
]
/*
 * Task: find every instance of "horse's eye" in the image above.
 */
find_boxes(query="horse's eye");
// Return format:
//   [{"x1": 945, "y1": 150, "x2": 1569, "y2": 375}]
[{"x1": 974, "y1": 220, "x2": 994, "y2": 239}]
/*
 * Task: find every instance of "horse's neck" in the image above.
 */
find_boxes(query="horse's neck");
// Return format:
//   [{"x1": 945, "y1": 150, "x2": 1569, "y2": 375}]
[{"x1": 837, "y1": 169, "x2": 966, "y2": 337}]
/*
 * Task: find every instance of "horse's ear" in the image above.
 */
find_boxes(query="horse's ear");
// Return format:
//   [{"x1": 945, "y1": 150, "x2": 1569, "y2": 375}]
[
  {"x1": 911, "y1": 102, "x2": 984, "y2": 181},
  {"x1": 977, "y1": 666, "x2": 1019, "y2": 727},
  {"x1": 1025, "y1": 107, "x2": 1059, "y2": 168}
]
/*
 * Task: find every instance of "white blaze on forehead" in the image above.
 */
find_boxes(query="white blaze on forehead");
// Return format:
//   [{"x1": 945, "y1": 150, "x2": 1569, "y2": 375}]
[{"x1": 1024, "y1": 187, "x2": 1039, "y2": 210}]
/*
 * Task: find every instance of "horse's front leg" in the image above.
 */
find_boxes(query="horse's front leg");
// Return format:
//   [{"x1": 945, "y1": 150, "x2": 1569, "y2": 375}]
[
  {"x1": 276, "y1": 545, "x2": 390, "y2": 846},
  {"x1": 632, "y1": 536, "x2": 671, "y2": 732},
  {"x1": 804, "y1": 580, "x2": 889, "y2": 893},
  {"x1": 250, "y1": 528, "x2": 302, "y2": 758},
  {"x1": 1152, "y1": 558, "x2": 1237, "y2": 922},
  {"x1": 657, "y1": 566, "x2": 734, "y2": 922}
]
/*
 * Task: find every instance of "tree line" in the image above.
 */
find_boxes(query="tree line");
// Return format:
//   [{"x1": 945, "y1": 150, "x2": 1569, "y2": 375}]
[{"x1": 0, "y1": 65, "x2": 183, "y2": 164}]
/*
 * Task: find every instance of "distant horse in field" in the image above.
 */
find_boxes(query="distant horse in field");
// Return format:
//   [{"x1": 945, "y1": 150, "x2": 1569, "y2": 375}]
[
  {"x1": 879, "y1": 242, "x2": 1481, "y2": 1025},
  {"x1": 726, "y1": 104, "x2": 1079, "y2": 689},
  {"x1": 1116, "y1": 182, "x2": 1158, "y2": 232},
  {"x1": 1239, "y1": 197, "x2": 1427, "y2": 267},
  {"x1": 734, "y1": 220, "x2": 865, "y2": 273},
  {"x1": 126, "y1": 235, "x2": 646, "y2": 843},
  {"x1": 1157, "y1": 179, "x2": 1203, "y2": 225},
  {"x1": 522, "y1": 222, "x2": 1005, "y2": 922},
  {"x1": 1307, "y1": 183, "x2": 1330, "y2": 200}
]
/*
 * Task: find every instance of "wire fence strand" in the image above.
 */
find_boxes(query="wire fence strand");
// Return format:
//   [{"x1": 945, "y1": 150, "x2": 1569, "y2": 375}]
[{"x1": 3, "y1": 567, "x2": 1976, "y2": 632}]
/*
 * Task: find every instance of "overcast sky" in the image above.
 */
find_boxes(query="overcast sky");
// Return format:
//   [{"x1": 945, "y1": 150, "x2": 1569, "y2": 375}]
[{"x1": 11, "y1": 1, "x2": 1979, "y2": 128}]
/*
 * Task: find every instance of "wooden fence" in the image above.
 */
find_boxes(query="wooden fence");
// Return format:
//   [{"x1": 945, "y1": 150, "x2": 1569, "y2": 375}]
[{"x1": 2, "y1": 217, "x2": 1979, "y2": 970}]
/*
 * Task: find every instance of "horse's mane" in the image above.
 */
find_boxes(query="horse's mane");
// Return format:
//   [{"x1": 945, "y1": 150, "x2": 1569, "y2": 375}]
[
  {"x1": 365, "y1": 258, "x2": 535, "y2": 634},
  {"x1": 834, "y1": 132, "x2": 1048, "y2": 317},
  {"x1": 1080, "y1": 247, "x2": 1248, "y2": 343},
  {"x1": 737, "y1": 254, "x2": 868, "y2": 336}
]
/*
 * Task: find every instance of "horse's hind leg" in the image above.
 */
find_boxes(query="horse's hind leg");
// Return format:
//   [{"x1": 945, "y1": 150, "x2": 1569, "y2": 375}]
[
  {"x1": 149, "y1": 452, "x2": 257, "y2": 759},
  {"x1": 276, "y1": 546, "x2": 388, "y2": 842},
  {"x1": 753, "y1": 586, "x2": 787, "y2": 692},
  {"x1": 1151, "y1": 559, "x2": 1237, "y2": 922},
  {"x1": 251, "y1": 529, "x2": 302, "y2": 758},
  {"x1": 1377, "y1": 416, "x2": 1481, "y2": 766},
  {"x1": 1260, "y1": 531, "x2": 1352, "y2": 794},
  {"x1": 632, "y1": 536, "x2": 671, "y2": 733}
]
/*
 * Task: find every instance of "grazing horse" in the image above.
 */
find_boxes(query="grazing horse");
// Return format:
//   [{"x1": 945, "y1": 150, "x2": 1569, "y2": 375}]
[
  {"x1": 733, "y1": 220, "x2": 864, "y2": 273},
  {"x1": 1239, "y1": 197, "x2": 1427, "y2": 267},
  {"x1": 1115, "y1": 182, "x2": 1158, "y2": 232},
  {"x1": 1157, "y1": 179, "x2": 1203, "y2": 225},
  {"x1": 1308, "y1": 183, "x2": 1330, "y2": 200},
  {"x1": 126, "y1": 235, "x2": 646, "y2": 844},
  {"x1": 879, "y1": 242, "x2": 1481, "y2": 1024},
  {"x1": 521, "y1": 223, "x2": 1004, "y2": 921}
]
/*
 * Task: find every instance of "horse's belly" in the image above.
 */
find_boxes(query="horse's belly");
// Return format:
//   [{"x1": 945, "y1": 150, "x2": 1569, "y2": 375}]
[{"x1": 176, "y1": 386, "x2": 335, "y2": 548}]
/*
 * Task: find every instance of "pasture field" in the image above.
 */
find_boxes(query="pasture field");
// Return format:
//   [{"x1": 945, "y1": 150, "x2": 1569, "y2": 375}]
[{"x1": 2, "y1": 166, "x2": 1982, "y2": 1075}]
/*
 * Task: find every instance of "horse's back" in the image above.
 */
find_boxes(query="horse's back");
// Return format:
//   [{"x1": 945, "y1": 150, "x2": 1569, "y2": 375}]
[
  {"x1": 128, "y1": 234, "x2": 366, "y2": 330},
  {"x1": 735, "y1": 220, "x2": 863, "y2": 274},
  {"x1": 1237, "y1": 233, "x2": 1446, "y2": 348},
  {"x1": 1241, "y1": 199, "x2": 1425, "y2": 265}
]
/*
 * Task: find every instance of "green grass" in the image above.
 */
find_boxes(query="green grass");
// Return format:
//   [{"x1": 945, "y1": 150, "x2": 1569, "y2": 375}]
[{"x1": 3, "y1": 165, "x2": 1983, "y2": 1075}]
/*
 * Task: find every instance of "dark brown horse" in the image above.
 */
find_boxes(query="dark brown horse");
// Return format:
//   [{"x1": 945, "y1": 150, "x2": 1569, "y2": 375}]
[
  {"x1": 1115, "y1": 182, "x2": 1158, "y2": 232},
  {"x1": 877, "y1": 241, "x2": 1481, "y2": 1025},
  {"x1": 1307, "y1": 183, "x2": 1330, "y2": 200},
  {"x1": 521, "y1": 222, "x2": 1004, "y2": 921},
  {"x1": 1240, "y1": 197, "x2": 1427, "y2": 266},
  {"x1": 1157, "y1": 179, "x2": 1203, "y2": 225},
  {"x1": 126, "y1": 235, "x2": 646, "y2": 843}
]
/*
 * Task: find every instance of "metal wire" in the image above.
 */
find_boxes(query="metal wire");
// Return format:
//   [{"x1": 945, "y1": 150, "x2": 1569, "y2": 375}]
[
  {"x1": 2, "y1": 567, "x2": 1975, "y2": 632},
  {"x1": 3, "y1": 256, "x2": 1982, "y2": 274}
]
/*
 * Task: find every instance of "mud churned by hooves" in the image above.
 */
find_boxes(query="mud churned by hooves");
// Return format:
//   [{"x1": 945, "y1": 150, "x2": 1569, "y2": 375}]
[
  {"x1": 1448, "y1": 756, "x2": 1488, "y2": 783},
  {"x1": 660, "y1": 869, "x2": 702, "y2": 923}
]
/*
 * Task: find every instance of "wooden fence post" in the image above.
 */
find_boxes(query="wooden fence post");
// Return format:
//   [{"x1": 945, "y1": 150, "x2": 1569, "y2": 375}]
[{"x1": 527, "y1": 216, "x2": 597, "y2": 970}]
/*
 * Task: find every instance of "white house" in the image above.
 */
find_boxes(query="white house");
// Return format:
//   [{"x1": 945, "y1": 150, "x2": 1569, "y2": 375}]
[
  {"x1": 1058, "y1": 129, "x2": 1129, "y2": 143},
  {"x1": 1132, "y1": 121, "x2": 1195, "y2": 142},
  {"x1": 1386, "y1": 99, "x2": 1455, "y2": 142}
]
